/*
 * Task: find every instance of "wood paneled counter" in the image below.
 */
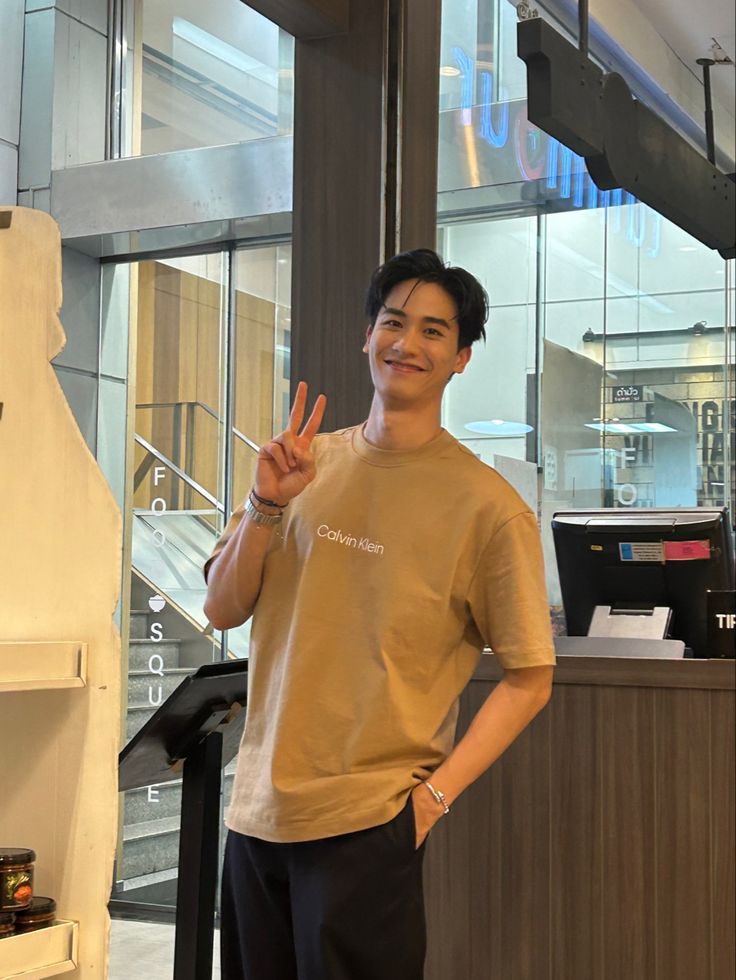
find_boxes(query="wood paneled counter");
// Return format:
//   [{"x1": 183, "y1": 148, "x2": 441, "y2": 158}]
[{"x1": 424, "y1": 653, "x2": 735, "y2": 980}]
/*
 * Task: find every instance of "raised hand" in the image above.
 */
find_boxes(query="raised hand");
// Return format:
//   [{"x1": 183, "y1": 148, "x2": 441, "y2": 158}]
[{"x1": 254, "y1": 382, "x2": 327, "y2": 506}]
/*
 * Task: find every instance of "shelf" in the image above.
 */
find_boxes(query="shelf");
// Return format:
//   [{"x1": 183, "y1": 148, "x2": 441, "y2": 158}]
[
  {"x1": 0, "y1": 643, "x2": 87, "y2": 693},
  {"x1": 0, "y1": 920, "x2": 77, "y2": 979}
]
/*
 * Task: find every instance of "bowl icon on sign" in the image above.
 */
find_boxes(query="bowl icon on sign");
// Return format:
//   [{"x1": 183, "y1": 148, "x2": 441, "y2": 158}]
[{"x1": 149, "y1": 595, "x2": 166, "y2": 613}]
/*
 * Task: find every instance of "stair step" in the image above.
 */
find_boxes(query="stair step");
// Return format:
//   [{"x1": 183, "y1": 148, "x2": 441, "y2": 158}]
[
  {"x1": 124, "y1": 771, "x2": 236, "y2": 823},
  {"x1": 114, "y1": 867, "x2": 178, "y2": 894},
  {"x1": 121, "y1": 816, "x2": 182, "y2": 879},
  {"x1": 127, "y1": 639, "x2": 182, "y2": 670},
  {"x1": 120, "y1": 768, "x2": 238, "y2": 882},
  {"x1": 129, "y1": 609, "x2": 151, "y2": 640},
  {"x1": 126, "y1": 704, "x2": 157, "y2": 741},
  {"x1": 121, "y1": 783, "x2": 234, "y2": 880},
  {"x1": 127, "y1": 667, "x2": 194, "y2": 703},
  {"x1": 123, "y1": 814, "x2": 181, "y2": 842}
]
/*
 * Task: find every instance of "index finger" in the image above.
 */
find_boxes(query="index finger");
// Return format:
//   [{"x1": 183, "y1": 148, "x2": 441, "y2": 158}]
[
  {"x1": 299, "y1": 393, "x2": 327, "y2": 444},
  {"x1": 288, "y1": 381, "x2": 308, "y2": 433}
]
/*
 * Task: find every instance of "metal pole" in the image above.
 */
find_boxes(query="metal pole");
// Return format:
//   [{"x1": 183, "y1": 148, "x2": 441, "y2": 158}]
[
  {"x1": 578, "y1": 0, "x2": 589, "y2": 58},
  {"x1": 696, "y1": 58, "x2": 716, "y2": 165},
  {"x1": 172, "y1": 731, "x2": 223, "y2": 980}
]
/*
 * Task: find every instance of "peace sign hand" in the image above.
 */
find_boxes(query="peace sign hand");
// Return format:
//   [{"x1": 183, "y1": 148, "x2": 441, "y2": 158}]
[{"x1": 254, "y1": 382, "x2": 327, "y2": 506}]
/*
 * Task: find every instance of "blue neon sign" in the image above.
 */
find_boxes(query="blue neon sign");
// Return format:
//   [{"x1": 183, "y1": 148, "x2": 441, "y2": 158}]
[{"x1": 451, "y1": 48, "x2": 662, "y2": 257}]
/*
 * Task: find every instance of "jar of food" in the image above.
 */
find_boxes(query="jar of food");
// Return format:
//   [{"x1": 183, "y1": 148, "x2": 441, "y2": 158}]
[
  {"x1": 0, "y1": 849, "x2": 35, "y2": 911},
  {"x1": 14, "y1": 897, "x2": 56, "y2": 932},
  {"x1": 0, "y1": 911, "x2": 15, "y2": 938}
]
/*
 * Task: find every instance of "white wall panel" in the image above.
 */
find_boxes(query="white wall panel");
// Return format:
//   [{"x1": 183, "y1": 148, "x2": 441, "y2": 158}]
[
  {"x1": 52, "y1": 12, "x2": 107, "y2": 168},
  {"x1": 0, "y1": 142, "x2": 18, "y2": 205},
  {"x1": 18, "y1": 8, "x2": 55, "y2": 190},
  {"x1": 0, "y1": 0, "x2": 25, "y2": 146},
  {"x1": 53, "y1": 365, "x2": 99, "y2": 452},
  {"x1": 25, "y1": 0, "x2": 107, "y2": 36},
  {"x1": 55, "y1": 245, "x2": 101, "y2": 373}
]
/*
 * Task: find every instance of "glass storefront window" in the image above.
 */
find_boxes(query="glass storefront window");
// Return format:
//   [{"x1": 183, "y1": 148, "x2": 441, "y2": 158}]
[
  {"x1": 437, "y1": 0, "x2": 735, "y2": 622},
  {"x1": 231, "y1": 243, "x2": 292, "y2": 507},
  {"x1": 122, "y1": 0, "x2": 294, "y2": 157},
  {"x1": 107, "y1": 252, "x2": 228, "y2": 911},
  {"x1": 226, "y1": 242, "x2": 292, "y2": 658},
  {"x1": 106, "y1": 243, "x2": 291, "y2": 915}
]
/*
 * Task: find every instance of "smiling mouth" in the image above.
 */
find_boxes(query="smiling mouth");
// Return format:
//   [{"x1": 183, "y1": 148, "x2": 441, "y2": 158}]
[{"x1": 384, "y1": 360, "x2": 424, "y2": 373}]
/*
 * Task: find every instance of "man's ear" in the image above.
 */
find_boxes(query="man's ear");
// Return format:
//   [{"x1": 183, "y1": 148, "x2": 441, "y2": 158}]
[
  {"x1": 454, "y1": 345, "x2": 472, "y2": 375},
  {"x1": 363, "y1": 324, "x2": 373, "y2": 353}
]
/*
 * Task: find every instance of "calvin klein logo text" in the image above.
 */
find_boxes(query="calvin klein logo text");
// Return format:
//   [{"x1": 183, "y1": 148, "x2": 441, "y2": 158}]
[{"x1": 317, "y1": 524, "x2": 385, "y2": 555}]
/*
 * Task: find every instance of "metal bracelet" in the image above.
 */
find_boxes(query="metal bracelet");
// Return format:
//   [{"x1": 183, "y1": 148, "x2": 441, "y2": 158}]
[
  {"x1": 245, "y1": 493, "x2": 283, "y2": 526},
  {"x1": 424, "y1": 780, "x2": 450, "y2": 815}
]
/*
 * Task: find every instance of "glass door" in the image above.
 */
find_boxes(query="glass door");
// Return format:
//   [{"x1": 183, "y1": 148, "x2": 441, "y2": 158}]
[
  {"x1": 111, "y1": 252, "x2": 229, "y2": 911},
  {"x1": 106, "y1": 241, "x2": 292, "y2": 918}
]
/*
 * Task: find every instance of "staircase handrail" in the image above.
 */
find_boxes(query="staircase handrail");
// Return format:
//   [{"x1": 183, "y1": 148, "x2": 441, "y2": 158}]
[
  {"x1": 136, "y1": 399, "x2": 261, "y2": 453},
  {"x1": 134, "y1": 434, "x2": 224, "y2": 512}
]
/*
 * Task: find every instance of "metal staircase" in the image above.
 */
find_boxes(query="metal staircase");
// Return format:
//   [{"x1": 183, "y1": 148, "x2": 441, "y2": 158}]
[
  {"x1": 115, "y1": 411, "x2": 256, "y2": 902},
  {"x1": 118, "y1": 608, "x2": 237, "y2": 898}
]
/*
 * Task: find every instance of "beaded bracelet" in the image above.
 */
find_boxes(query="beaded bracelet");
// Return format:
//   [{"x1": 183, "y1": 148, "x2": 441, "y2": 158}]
[{"x1": 251, "y1": 488, "x2": 288, "y2": 510}]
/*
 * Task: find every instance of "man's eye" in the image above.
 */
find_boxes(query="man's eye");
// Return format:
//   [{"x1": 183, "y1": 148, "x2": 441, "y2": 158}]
[
  {"x1": 384, "y1": 320, "x2": 402, "y2": 328},
  {"x1": 425, "y1": 328, "x2": 442, "y2": 337}
]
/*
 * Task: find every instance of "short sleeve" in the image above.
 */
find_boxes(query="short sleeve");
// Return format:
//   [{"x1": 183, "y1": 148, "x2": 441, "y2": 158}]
[
  {"x1": 467, "y1": 510, "x2": 556, "y2": 669},
  {"x1": 203, "y1": 503, "x2": 246, "y2": 584}
]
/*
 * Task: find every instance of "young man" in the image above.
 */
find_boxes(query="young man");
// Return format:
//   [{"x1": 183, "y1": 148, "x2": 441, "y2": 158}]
[{"x1": 204, "y1": 249, "x2": 555, "y2": 980}]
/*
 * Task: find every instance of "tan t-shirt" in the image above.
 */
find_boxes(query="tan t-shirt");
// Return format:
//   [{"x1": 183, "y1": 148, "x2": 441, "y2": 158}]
[{"x1": 205, "y1": 424, "x2": 555, "y2": 842}]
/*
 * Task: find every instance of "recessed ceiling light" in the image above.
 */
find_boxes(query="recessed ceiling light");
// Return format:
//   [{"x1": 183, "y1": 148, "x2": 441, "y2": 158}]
[
  {"x1": 585, "y1": 422, "x2": 636, "y2": 433},
  {"x1": 585, "y1": 421, "x2": 677, "y2": 434},
  {"x1": 465, "y1": 420, "x2": 533, "y2": 435},
  {"x1": 633, "y1": 422, "x2": 677, "y2": 433},
  {"x1": 678, "y1": 246, "x2": 698, "y2": 252},
  {"x1": 440, "y1": 66, "x2": 461, "y2": 76}
]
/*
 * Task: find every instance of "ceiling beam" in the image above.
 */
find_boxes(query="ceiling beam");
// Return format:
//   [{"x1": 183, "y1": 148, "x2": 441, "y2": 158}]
[{"x1": 242, "y1": 0, "x2": 349, "y2": 38}]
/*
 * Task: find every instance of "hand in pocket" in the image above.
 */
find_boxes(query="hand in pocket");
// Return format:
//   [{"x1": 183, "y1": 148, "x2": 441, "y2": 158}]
[{"x1": 409, "y1": 785, "x2": 442, "y2": 849}]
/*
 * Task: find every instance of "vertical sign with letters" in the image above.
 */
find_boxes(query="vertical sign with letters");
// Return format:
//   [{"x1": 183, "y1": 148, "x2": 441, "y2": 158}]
[
  {"x1": 707, "y1": 591, "x2": 736, "y2": 658},
  {"x1": 146, "y1": 466, "x2": 169, "y2": 803}
]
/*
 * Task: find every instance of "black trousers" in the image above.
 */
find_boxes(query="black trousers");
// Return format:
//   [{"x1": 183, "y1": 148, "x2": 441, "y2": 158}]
[{"x1": 220, "y1": 797, "x2": 427, "y2": 980}]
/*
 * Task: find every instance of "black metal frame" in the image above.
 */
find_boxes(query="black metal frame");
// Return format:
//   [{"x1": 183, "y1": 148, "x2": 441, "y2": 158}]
[{"x1": 118, "y1": 661, "x2": 249, "y2": 979}]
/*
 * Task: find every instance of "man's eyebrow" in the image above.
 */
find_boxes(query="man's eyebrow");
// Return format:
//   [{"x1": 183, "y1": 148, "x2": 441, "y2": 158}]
[{"x1": 381, "y1": 307, "x2": 452, "y2": 329}]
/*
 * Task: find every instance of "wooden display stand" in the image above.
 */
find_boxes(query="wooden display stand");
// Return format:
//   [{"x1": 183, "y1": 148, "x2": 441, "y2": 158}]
[{"x1": 0, "y1": 208, "x2": 121, "y2": 979}]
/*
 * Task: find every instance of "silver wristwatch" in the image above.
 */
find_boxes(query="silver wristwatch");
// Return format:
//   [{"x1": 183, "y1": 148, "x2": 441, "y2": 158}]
[{"x1": 245, "y1": 494, "x2": 283, "y2": 526}]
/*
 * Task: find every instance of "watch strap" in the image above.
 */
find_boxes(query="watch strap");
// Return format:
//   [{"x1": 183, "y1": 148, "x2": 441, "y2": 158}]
[{"x1": 245, "y1": 493, "x2": 283, "y2": 526}]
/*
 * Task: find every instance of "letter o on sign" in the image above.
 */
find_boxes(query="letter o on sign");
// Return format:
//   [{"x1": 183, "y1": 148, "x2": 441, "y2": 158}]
[{"x1": 617, "y1": 483, "x2": 637, "y2": 506}]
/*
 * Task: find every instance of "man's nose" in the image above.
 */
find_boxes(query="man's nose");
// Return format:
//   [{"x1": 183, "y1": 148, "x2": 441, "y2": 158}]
[{"x1": 390, "y1": 326, "x2": 421, "y2": 353}]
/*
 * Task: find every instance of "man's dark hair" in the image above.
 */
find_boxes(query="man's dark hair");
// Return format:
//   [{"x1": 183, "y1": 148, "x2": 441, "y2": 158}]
[{"x1": 364, "y1": 248, "x2": 489, "y2": 350}]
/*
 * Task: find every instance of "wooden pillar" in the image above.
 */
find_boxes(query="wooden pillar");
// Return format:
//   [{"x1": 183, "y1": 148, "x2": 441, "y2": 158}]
[
  {"x1": 388, "y1": 0, "x2": 442, "y2": 254},
  {"x1": 283, "y1": 0, "x2": 442, "y2": 429},
  {"x1": 290, "y1": 1, "x2": 384, "y2": 430}
]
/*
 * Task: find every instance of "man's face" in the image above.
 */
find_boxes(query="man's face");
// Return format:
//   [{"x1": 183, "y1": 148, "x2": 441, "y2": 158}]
[{"x1": 363, "y1": 279, "x2": 472, "y2": 406}]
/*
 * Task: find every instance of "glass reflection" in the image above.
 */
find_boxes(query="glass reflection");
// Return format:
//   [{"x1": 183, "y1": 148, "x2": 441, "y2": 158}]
[{"x1": 126, "y1": 0, "x2": 294, "y2": 157}]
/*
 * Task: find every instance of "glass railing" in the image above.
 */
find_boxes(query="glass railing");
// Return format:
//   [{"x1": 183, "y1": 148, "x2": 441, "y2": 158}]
[{"x1": 131, "y1": 401, "x2": 260, "y2": 661}]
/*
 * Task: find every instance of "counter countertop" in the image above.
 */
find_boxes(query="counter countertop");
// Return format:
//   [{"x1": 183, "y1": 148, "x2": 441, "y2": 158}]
[{"x1": 477, "y1": 650, "x2": 735, "y2": 690}]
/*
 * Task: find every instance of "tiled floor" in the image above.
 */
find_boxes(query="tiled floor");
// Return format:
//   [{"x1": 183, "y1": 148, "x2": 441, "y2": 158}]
[{"x1": 108, "y1": 918, "x2": 221, "y2": 979}]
